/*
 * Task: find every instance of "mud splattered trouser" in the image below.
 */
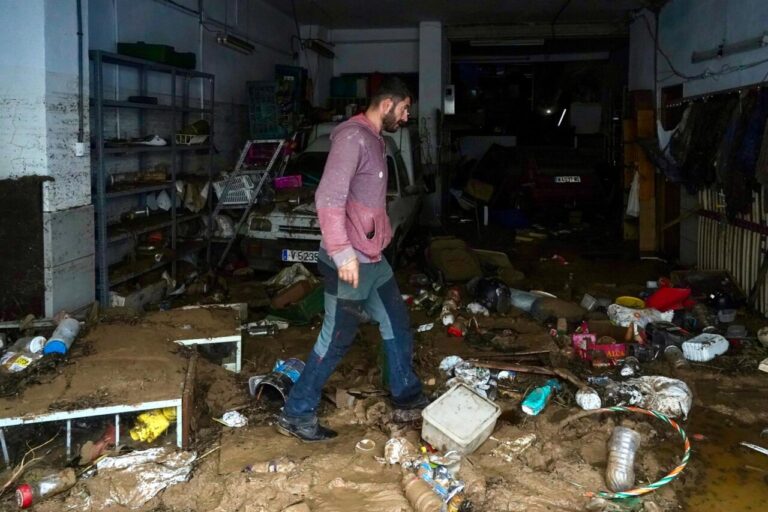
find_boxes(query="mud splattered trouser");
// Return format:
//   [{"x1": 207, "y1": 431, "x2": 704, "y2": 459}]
[{"x1": 281, "y1": 248, "x2": 423, "y2": 426}]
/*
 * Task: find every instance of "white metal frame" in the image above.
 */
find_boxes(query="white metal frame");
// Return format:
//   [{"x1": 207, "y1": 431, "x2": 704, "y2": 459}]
[
  {"x1": 174, "y1": 334, "x2": 241, "y2": 372},
  {"x1": 173, "y1": 303, "x2": 246, "y2": 373},
  {"x1": 0, "y1": 398, "x2": 182, "y2": 466}
]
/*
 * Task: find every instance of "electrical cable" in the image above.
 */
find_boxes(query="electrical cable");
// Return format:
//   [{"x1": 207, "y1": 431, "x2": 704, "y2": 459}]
[
  {"x1": 559, "y1": 406, "x2": 691, "y2": 500},
  {"x1": 636, "y1": 11, "x2": 768, "y2": 83},
  {"x1": 290, "y1": 0, "x2": 315, "y2": 82}
]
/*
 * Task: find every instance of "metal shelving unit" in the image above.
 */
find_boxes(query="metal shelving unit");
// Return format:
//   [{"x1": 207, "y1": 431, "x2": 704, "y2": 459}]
[{"x1": 90, "y1": 50, "x2": 215, "y2": 306}]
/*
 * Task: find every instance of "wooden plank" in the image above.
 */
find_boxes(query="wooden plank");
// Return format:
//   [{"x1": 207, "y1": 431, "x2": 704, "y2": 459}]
[{"x1": 181, "y1": 351, "x2": 198, "y2": 450}]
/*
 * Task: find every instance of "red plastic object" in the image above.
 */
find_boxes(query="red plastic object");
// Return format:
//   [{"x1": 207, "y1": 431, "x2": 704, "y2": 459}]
[
  {"x1": 645, "y1": 287, "x2": 693, "y2": 312},
  {"x1": 16, "y1": 484, "x2": 33, "y2": 508},
  {"x1": 274, "y1": 174, "x2": 302, "y2": 189},
  {"x1": 447, "y1": 324, "x2": 465, "y2": 337},
  {"x1": 572, "y1": 333, "x2": 628, "y2": 362}
]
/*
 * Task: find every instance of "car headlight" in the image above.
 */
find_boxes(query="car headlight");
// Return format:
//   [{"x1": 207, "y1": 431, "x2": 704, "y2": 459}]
[{"x1": 249, "y1": 217, "x2": 272, "y2": 232}]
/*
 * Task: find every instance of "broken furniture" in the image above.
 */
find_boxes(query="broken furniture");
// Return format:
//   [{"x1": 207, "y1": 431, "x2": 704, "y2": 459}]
[{"x1": 172, "y1": 303, "x2": 247, "y2": 373}]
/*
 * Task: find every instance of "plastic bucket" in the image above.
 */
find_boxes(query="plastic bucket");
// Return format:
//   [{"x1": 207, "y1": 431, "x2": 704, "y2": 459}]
[
  {"x1": 252, "y1": 358, "x2": 305, "y2": 403},
  {"x1": 509, "y1": 289, "x2": 539, "y2": 312}
]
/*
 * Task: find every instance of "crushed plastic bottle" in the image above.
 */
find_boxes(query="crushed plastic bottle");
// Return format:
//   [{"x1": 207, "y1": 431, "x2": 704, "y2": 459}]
[{"x1": 606, "y1": 426, "x2": 641, "y2": 492}]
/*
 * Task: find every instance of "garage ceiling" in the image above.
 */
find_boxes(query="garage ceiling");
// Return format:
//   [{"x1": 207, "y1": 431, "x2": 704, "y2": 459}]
[{"x1": 265, "y1": 0, "x2": 662, "y2": 30}]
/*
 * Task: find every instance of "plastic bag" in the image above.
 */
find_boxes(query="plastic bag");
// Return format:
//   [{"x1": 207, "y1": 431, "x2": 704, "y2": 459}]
[
  {"x1": 607, "y1": 304, "x2": 674, "y2": 328},
  {"x1": 626, "y1": 171, "x2": 640, "y2": 218}
]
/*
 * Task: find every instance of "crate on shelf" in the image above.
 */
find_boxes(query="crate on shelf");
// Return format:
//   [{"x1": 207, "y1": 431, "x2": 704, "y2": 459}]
[{"x1": 213, "y1": 174, "x2": 259, "y2": 206}]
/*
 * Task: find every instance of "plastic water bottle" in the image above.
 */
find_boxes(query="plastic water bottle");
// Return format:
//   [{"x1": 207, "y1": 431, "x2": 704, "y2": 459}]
[
  {"x1": 664, "y1": 345, "x2": 688, "y2": 369},
  {"x1": 606, "y1": 426, "x2": 641, "y2": 492},
  {"x1": 16, "y1": 468, "x2": 77, "y2": 508},
  {"x1": 521, "y1": 378, "x2": 562, "y2": 416},
  {"x1": 43, "y1": 317, "x2": 80, "y2": 355}
]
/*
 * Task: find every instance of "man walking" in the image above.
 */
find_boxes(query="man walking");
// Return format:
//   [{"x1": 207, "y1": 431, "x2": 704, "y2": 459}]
[{"x1": 276, "y1": 77, "x2": 426, "y2": 442}]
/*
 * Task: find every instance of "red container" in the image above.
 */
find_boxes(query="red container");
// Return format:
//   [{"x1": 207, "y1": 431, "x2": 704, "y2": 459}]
[
  {"x1": 572, "y1": 333, "x2": 627, "y2": 362},
  {"x1": 274, "y1": 175, "x2": 302, "y2": 189}
]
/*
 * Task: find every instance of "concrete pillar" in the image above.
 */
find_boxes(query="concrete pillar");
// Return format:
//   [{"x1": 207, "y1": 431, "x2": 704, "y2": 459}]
[
  {"x1": 0, "y1": 0, "x2": 94, "y2": 315},
  {"x1": 418, "y1": 21, "x2": 444, "y2": 225}
]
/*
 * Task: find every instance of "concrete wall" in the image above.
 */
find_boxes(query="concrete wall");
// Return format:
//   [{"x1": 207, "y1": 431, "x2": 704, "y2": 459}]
[
  {"x1": 418, "y1": 22, "x2": 444, "y2": 226},
  {"x1": 658, "y1": 0, "x2": 768, "y2": 97},
  {"x1": 628, "y1": 0, "x2": 768, "y2": 266},
  {"x1": 300, "y1": 25, "x2": 333, "y2": 107},
  {"x1": 90, "y1": 0, "x2": 296, "y2": 167},
  {"x1": 0, "y1": 0, "x2": 95, "y2": 315},
  {"x1": 331, "y1": 28, "x2": 419, "y2": 77}
]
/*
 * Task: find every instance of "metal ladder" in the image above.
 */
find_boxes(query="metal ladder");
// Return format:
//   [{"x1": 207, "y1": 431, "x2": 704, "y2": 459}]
[{"x1": 211, "y1": 139, "x2": 287, "y2": 267}]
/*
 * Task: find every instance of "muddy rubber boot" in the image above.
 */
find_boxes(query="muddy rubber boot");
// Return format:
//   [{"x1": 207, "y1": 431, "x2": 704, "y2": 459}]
[
  {"x1": 394, "y1": 393, "x2": 431, "y2": 411},
  {"x1": 275, "y1": 417, "x2": 337, "y2": 443}
]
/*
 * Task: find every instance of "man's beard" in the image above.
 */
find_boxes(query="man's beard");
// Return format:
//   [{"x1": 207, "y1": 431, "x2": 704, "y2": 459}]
[{"x1": 382, "y1": 108, "x2": 400, "y2": 132}]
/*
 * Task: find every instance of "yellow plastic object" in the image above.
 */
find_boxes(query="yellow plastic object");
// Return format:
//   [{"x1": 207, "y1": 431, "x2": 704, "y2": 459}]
[
  {"x1": 616, "y1": 296, "x2": 646, "y2": 309},
  {"x1": 129, "y1": 407, "x2": 177, "y2": 443}
]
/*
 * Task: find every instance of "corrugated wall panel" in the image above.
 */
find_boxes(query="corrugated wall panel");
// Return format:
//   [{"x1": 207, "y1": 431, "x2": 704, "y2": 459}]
[{"x1": 697, "y1": 189, "x2": 768, "y2": 316}]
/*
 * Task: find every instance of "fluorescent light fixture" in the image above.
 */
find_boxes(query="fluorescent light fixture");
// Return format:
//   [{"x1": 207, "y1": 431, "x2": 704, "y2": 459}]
[
  {"x1": 216, "y1": 32, "x2": 254, "y2": 55},
  {"x1": 302, "y1": 38, "x2": 335, "y2": 59},
  {"x1": 469, "y1": 39, "x2": 545, "y2": 47},
  {"x1": 557, "y1": 108, "x2": 567, "y2": 127}
]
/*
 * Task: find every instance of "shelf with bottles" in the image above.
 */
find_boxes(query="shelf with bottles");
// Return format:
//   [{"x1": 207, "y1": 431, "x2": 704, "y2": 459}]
[
  {"x1": 108, "y1": 239, "x2": 208, "y2": 286},
  {"x1": 107, "y1": 211, "x2": 202, "y2": 243}
]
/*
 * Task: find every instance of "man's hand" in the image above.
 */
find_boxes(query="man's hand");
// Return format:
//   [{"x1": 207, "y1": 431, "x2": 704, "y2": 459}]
[{"x1": 338, "y1": 258, "x2": 359, "y2": 288}]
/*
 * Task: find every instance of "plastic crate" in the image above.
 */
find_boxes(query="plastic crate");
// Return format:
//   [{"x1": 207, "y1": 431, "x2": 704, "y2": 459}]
[
  {"x1": 213, "y1": 175, "x2": 257, "y2": 206},
  {"x1": 421, "y1": 383, "x2": 501, "y2": 455},
  {"x1": 268, "y1": 285, "x2": 324, "y2": 326}
]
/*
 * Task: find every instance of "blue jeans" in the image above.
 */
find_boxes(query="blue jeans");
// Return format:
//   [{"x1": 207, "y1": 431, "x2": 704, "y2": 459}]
[{"x1": 281, "y1": 248, "x2": 423, "y2": 426}]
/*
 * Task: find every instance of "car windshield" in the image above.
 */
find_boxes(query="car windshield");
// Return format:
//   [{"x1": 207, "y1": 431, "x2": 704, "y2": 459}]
[{"x1": 285, "y1": 152, "x2": 328, "y2": 187}]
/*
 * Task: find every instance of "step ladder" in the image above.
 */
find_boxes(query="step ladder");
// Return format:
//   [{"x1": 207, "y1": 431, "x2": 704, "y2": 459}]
[{"x1": 211, "y1": 139, "x2": 288, "y2": 267}]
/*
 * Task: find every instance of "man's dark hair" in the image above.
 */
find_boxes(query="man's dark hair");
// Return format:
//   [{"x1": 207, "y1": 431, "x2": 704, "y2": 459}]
[{"x1": 370, "y1": 76, "x2": 413, "y2": 106}]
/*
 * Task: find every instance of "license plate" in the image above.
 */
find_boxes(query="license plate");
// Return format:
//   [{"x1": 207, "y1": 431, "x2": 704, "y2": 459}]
[
  {"x1": 554, "y1": 176, "x2": 581, "y2": 183},
  {"x1": 281, "y1": 249, "x2": 318, "y2": 263}
]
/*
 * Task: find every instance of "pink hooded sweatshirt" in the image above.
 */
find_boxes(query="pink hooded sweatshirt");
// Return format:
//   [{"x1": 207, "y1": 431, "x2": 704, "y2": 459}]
[{"x1": 316, "y1": 114, "x2": 393, "y2": 267}]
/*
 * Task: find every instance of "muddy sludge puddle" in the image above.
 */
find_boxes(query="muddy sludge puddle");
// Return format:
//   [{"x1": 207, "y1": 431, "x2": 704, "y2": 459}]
[{"x1": 683, "y1": 409, "x2": 768, "y2": 511}]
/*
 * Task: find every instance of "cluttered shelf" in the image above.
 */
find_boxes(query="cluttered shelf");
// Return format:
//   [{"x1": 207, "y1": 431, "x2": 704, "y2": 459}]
[
  {"x1": 101, "y1": 99, "x2": 212, "y2": 114},
  {"x1": 92, "y1": 50, "x2": 214, "y2": 79},
  {"x1": 108, "y1": 212, "x2": 202, "y2": 243},
  {"x1": 105, "y1": 182, "x2": 173, "y2": 198},
  {"x1": 103, "y1": 144, "x2": 211, "y2": 155},
  {"x1": 108, "y1": 240, "x2": 207, "y2": 286}
]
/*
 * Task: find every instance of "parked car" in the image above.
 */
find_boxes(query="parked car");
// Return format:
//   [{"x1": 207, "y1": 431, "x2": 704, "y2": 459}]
[
  {"x1": 242, "y1": 124, "x2": 422, "y2": 271},
  {"x1": 519, "y1": 147, "x2": 609, "y2": 208}
]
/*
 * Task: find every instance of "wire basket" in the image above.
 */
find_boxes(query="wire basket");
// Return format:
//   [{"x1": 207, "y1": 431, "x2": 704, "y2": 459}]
[{"x1": 213, "y1": 175, "x2": 256, "y2": 206}]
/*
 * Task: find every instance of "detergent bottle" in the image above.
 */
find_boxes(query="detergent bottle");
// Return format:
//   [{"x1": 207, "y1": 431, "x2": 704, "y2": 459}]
[{"x1": 521, "y1": 379, "x2": 562, "y2": 416}]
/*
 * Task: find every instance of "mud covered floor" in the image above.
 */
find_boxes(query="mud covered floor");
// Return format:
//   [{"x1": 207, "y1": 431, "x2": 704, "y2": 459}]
[
  {"x1": 0, "y1": 307, "x2": 240, "y2": 417},
  {"x1": 4, "y1": 226, "x2": 768, "y2": 511}
]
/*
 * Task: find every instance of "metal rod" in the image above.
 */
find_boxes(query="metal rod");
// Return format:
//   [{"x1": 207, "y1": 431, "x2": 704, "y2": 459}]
[
  {"x1": 0, "y1": 399, "x2": 182, "y2": 427},
  {"x1": 115, "y1": 414, "x2": 120, "y2": 446},
  {"x1": 741, "y1": 442, "x2": 768, "y2": 457},
  {"x1": 175, "y1": 405, "x2": 183, "y2": 448},
  {"x1": 0, "y1": 429, "x2": 9, "y2": 466},
  {"x1": 66, "y1": 420, "x2": 72, "y2": 460},
  {"x1": 76, "y1": 0, "x2": 84, "y2": 142}
]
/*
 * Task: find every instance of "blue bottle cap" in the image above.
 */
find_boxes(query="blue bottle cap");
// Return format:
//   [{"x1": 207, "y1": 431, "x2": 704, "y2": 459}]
[{"x1": 43, "y1": 340, "x2": 68, "y2": 355}]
